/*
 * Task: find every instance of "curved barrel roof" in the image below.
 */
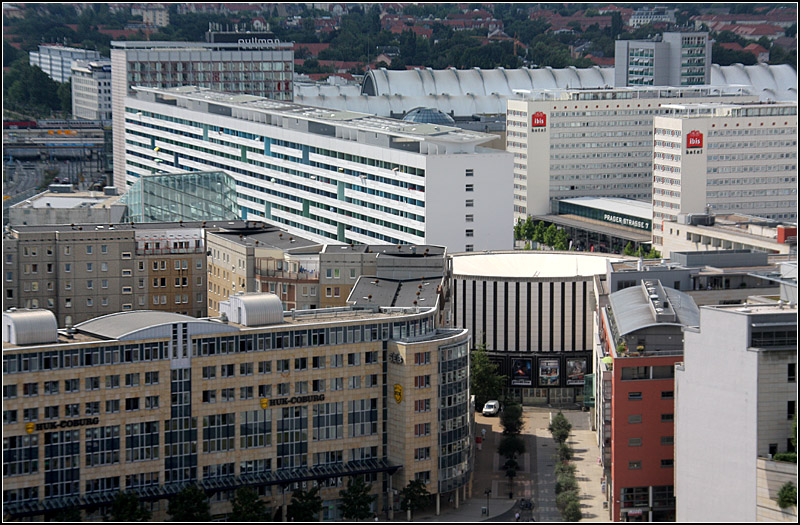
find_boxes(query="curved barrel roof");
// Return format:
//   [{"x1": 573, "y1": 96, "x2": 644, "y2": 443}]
[{"x1": 295, "y1": 64, "x2": 797, "y2": 117}]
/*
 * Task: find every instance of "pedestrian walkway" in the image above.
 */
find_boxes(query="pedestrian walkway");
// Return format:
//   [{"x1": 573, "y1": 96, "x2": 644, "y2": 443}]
[{"x1": 381, "y1": 407, "x2": 607, "y2": 522}]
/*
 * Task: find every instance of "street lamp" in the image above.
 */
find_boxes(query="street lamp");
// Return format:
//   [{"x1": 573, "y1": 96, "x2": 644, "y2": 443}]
[{"x1": 484, "y1": 488, "x2": 491, "y2": 517}]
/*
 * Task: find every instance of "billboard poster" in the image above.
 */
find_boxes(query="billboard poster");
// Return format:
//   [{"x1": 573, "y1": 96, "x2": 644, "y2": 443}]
[
  {"x1": 538, "y1": 358, "x2": 560, "y2": 387},
  {"x1": 510, "y1": 358, "x2": 533, "y2": 386},
  {"x1": 566, "y1": 358, "x2": 587, "y2": 386}
]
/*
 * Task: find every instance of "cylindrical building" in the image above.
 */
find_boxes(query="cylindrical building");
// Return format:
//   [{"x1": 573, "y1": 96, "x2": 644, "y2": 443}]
[{"x1": 451, "y1": 251, "x2": 625, "y2": 405}]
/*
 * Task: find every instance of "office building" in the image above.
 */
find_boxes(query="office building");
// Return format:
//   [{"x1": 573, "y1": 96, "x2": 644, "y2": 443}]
[
  {"x1": 597, "y1": 280, "x2": 700, "y2": 522},
  {"x1": 110, "y1": 36, "x2": 295, "y2": 189},
  {"x1": 71, "y1": 60, "x2": 113, "y2": 124},
  {"x1": 119, "y1": 170, "x2": 240, "y2": 224},
  {"x1": 658, "y1": 213, "x2": 797, "y2": 258},
  {"x1": 7, "y1": 186, "x2": 126, "y2": 228},
  {"x1": 651, "y1": 102, "x2": 797, "y2": 253},
  {"x1": 507, "y1": 86, "x2": 757, "y2": 219},
  {"x1": 451, "y1": 251, "x2": 626, "y2": 405},
  {"x1": 675, "y1": 303, "x2": 797, "y2": 521},
  {"x1": 122, "y1": 86, "x2": 513, "y2": 252},
  {"x1": 1, "y1": 300, "x2": 472, "y2": 521},
  {"x1": 29, "y1": 45, "x2": 102, "y2": 84},
  {"x1": 3, "y1": 221, "x2": 216, "y2": 327},
  {"x1": 614, "y1": 32, "x2": 711, "y2": 88}
]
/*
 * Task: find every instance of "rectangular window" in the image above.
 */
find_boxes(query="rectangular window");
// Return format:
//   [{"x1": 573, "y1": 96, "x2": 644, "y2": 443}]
[
  {"x1": 628, "y1": 392, "x2": 642, "y2": 401},
  {"x1": 661, "y1": 436, "x2": 674, "y2": 446},
  {"x1": 203, "y1": 366, "x2": 217, "y2": 380},
  {"x1": 628, "y1": 461, "x2": 642, "y2": 470},
  {"x1": 661, "y1": 391, "x2": 674, "y2": 400},
  {"x1": 661, "y1": 413, "x2": 674, "y2": 422},
  {"x1": 465, "y1": 184, "x2": 474, "y2": 192},
  {"x1": 628, "y1": 415, "x2": 642, "y2": 424},
  {"x1": 125, "y1": 398, "x2": 140, "y2": 411},
  {"x1": 414, "y1": 422, "x2": 431, "y2": 437},
  {"x1": 628, "y1": 438, "x2": 642, "y2": 447},
  {"x1": 661, "y1": 459, "x2": 674, "y2": 468},
  {"x1": 790, "y1": 363, "x2": 796, "y2": 383}
]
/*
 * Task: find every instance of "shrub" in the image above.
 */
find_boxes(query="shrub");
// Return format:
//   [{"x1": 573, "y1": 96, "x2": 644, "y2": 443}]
[
  {"x1": 556, "y1": 489, "x2": 579, "y2": 512},
  {"x1": 554, "y1": 461, "x2": 576, "y2": 478},
  {"x1": 555, "y1": 473, "x2": 578, "y2": 495},
  {"x1": 778, "y1": 482, "x2": 797, "y2": 509},
  {"x1": 558, "y1": 442, "x2": 574, "y2": 461},
  {"x1": 773, "y1": 452, "x2": 797, "y2": 464},
  {"x1": 563, "y1": 499, "x2": 583, "y2": 521}
]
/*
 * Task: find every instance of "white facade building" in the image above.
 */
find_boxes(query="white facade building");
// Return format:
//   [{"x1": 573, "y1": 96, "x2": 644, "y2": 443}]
[
  {"x1": 675, "y1": 303, "x2": 797, "y2": 521},
  {"x1": 70, "y1": 60, "x2": 112, "y2": 123},
  {"x1": 615, "y1": 32, "x2": 711, "y2": 88},
  {"x1": 122, "y1": 86, "x2": 513, "y2": 252},
  {"x1": 651, "y1": 102, "x2": 797, "y2": 253},
  {"x1": 29, "y1": 45, "x2": 102, "y2": 83},
  {"x1": 506, "y1": 87, "x2": 758, "y2": 220}
]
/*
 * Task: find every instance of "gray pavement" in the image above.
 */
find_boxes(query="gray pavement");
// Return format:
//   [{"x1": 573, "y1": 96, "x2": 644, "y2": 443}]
[{"x1": 382, "y1": 407, "x2": 608, "y2": 523}]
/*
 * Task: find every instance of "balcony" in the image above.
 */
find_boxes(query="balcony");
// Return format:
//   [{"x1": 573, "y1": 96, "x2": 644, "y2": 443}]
[
  {"x1": 136, "y1": 246, "x2": 205, "y2": 256},
  {"x1": 255, "y1": 268, "x2": 318, "y2": 282}
]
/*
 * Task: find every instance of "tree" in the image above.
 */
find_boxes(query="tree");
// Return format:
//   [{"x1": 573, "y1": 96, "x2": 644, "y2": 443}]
[
  {"x1": 556, "y1": 489, "x2": 579, "y2": 512},
  {"x1": 548, "y1": 412, "x2": 572, "y2": 445},
  {"x1": 778, "y1": 482, "x2": 797, "y2": 508},
  {"x1": 107, "y1": 491, "x2": 152, "y2": 522},
  {"x1": 624, "y1": 242, "x2": 636, "y2": 256},
  {"x1": 555, "y1": 472, "x2": 578, "y2": 495},
  {"x1": 399, "y1": 479, "x2": 429, "y2": 520},
  {"x1": 500, "y1": 403, "x2": 524, "y2": 435},
  {"x1": 533, "y1": 221, "x2": 546, "y2": 244},
  {"x1": 553, "y1": 228, "x2": 569, "y2": 251},
  {"x1": 58, "y1": 80, "x2": 72, "y2": 114},
  {"x1": 498, "y1": 433, "x2": 525, "y2": 460},
  {"x1": 287, "y1": 485, "x2": 322, "y2": 522},
  {"x1": 167, "y1": 485, "x2": 211, "y2": 522},
  {"x1": 563, "y1": 498, "x2": 583, "y2": 521},
  {"x1": 557, "y1": 442, "x2": 574, "y2": 461},
  {"x1": 470, "y1": 343, "x2": 504, "y2": 410},
  {"x1": 339, "y1": 476, "x2": 376, "y2": 521},
  {"x1": 230, "y1": 487, "x2": 270, "y2": 521},
  {"x1": 522, "y1": 216, "x2": 536, "y2": 240},
  {"x1": 543, "y1": 224, "x2": 558, "y2": 247}
]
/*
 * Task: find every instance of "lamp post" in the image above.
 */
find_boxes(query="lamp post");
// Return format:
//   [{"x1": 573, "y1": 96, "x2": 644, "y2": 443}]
[{"x1": 484, "y1": 488, "x2": 491, "y2": 517}]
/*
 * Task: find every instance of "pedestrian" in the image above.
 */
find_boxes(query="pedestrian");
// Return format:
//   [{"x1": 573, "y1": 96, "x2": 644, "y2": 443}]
[
  {"x1": 515, "y1": 511, "x2": 520, "y2": 521},
  {"x1": 373, "y1": 512, "x2": 379, "y2": 521},
  {"x1": 481, "y1": 427, "x2": 487, "y2": 439}
]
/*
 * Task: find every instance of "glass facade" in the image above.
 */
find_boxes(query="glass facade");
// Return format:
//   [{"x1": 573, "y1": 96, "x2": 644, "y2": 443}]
[{"x1": 120, "y1": 170, "x2": 239, "y2": 223}]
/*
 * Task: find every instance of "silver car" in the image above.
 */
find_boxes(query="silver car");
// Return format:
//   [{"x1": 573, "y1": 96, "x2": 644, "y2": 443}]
[{"x1": 482, "y1": 400, "x2": 501, "y2": 416}]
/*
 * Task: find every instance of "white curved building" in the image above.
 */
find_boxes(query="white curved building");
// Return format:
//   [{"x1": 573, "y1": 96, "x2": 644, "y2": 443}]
[
  {"x1": 451, "y1": 251, "x2": 627, "y2": 405},
  {"x1": 294, "y1": 64, "x2": 797, "y2": 118}
]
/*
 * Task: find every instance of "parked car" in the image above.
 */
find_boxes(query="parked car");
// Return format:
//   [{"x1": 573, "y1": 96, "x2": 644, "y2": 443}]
[{"x1": 482, "y1": 400, "x2": 501, "y2": 416}]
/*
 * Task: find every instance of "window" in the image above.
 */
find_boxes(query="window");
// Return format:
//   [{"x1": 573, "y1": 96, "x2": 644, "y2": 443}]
[
  {"x1": 415, "y1": 447, "x2": 431, "y2": 461},
  {"x1": 86, "y1": 263, "x2": 93, "y2": 272},
  {"x1": 465, "y1": 184, "x2": 474, "y2": 192},
  {"x1": 64, "y1": 379, "x2": 79, "y2": 393},
  {"x1": 789, "y1": 401, "x2": 796, "y2": 421},
  {"x1": 628, "y1": 415, "x2": 642, "y2": 424},
  {"x1": 203, "y1": 390, "x2": 217, "y2": 404},
  {"x1": 105, "y1": 400, "x2": 120, "y2": 413},
  {"x1": 465, "y1": 169, "x2": 474, "y2": 177},
  {"x1": 221, "y1": 388, "x2": 235, "y2": 402},
  {"x1": 145, "y1": 396, "x2": 159, "y2": 409},
  {"x1": 661, "y1": 436, "x2": 674, "y2": 446},
  {"x1": 240, "y1": 386, "x2": 254, "y2": 400},
  {"x1": 240, "y1": 362, "x2": 254, "y2": 376},
  {"x1": 294, "y1": 358, "x2": 307, "y2": 371},
  {"x1": 312, "y1": 356, "x2": 325, "y2": 369},
  {"x1": 414, "y1": 375, "x2": 431, "y2": 389},
  {"x1": 628, "y1": 392, "x2": 642, "y2": 401},
  {"x1": 145, "y1": 372, "x2": 159, "y2": 385},
  {"x1": 221, "y1": 364, "x2": 235, "y2": 377},
  {"x1": 44, "y1": 381, "x2": 59, "y2": 395},
  {"x1": 628, "y1": 461, "x2": 642, "y2": 470},
  {"x1": 414, "y1": 399, "x2": 431, "y2": 413},
  {"x1": 466, "y1": 214, "x2": 474, "y2": 222},
  {"x1": 125, "y1": 398, "x2": 140, "y2": 411},
  {"x1": 628, "y1": 438, "x2": 642, "y2": 447},
  {"x1": 661, "y1": 391, "x2": 674, "y2": 400},
  {"x1": 790, "y1": 363, "x2": 796, "y2": 383},
  {"x1": 106, "y1": 375, "x2": 120, "y2": 389},
  {"x1": 466, "y1": 199, "x2": 474, "y2": 207},
  {"x1": 258, "y1": 361, "x2": 271, "y2": 374},
  {"x1": 347, "y1": 353, "x2": 361, "y2": 367},
  {"x1": 85, "y1": 377, "x2": 100, "y2": 391},
  {"x1": 86, "y1": 246, "x2": 93, "y2": 255},
  {"x1": 661, "y1": 459, "x2": 674, "y2": 468},
  {"x1": 125, "y1": 373, "x2": 140, "y2": 387},
  {"x1": 414, "y1": 352, "x2": 431, "y2": 365},
  {"x1": 661, "y1": 413, "x2": 674, "y2": 422},
  {"x1": 414, "y1": 423, "x2": 431, "y2": 437}
]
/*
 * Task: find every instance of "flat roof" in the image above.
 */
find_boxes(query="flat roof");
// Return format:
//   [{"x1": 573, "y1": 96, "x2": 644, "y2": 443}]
[
  {"x1": 452, "y1": 252, "x2": 627, "y2": 279},
  {"x1": 561, "y1": 197, "x2": 653, "y2": 221},
  {"x1": 133, "y1": 86, "x2": 497, "y2": 146},
  {"x1": 532, "y1": 214, "x2": 652, "y2": 241},
  {"x1": 9, "y1": 219, "x2": 255, "y2": 234},
  {"x1": 210, "y1": 228, "x2": 320, "y2": 251}
]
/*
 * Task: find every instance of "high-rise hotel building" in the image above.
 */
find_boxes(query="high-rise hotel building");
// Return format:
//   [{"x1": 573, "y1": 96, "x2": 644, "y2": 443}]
[
  {"x1": 111, "y1": 37, "x2": 295, "y2": 190},
  {"x1": 121, "y1": 86, "x2": 513, "y2": 252},
  {"x1": 651, "y1": 102, "x2": 797, "y2": 253},
  {"x1": 2, "y1": 298, "x2": 472, "y2": 521},
  {"x1": 507, "y1": 87, "x2": 757, "y2": 220}
]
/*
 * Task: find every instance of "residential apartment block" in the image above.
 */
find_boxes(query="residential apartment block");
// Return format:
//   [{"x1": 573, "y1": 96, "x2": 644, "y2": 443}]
[
  {"x1": 507, "y1": 86, "x2": 757, "y2": 219},
  {"x1": 597, "y1": 280, "x2": 700, "y2": 522},
  {"x1": 1, "y1": 300, "x2": 471, "y2": 521},
  {"x1": 651, "y1": 102, "x2": 797, "y2": 253},
  {"x1": 71, "y1": 60, "x2": 113, "y2": 124},
  {"x1": 675, "y1": 303, "x2": 797, "y2": 521},
  {"x1": 614, "y1": 32, "x2": 711, "y2": 88},
  {"x1": 110, "y1": 37, "x2": 295, "y2": 189},
  {"x1": 3, "y1": 222, "x2": 211, "y2": 327},
  {"x1": 29, "y1": 45, "x2": 102, "y2": 84},
  {"x1": 122, "y1": 86, "x2": 513, "y2": 252}
]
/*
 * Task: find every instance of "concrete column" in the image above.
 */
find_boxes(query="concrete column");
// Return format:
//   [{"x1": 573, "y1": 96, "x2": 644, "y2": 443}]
[
  {"x1": 388, "y1": 477, "x2": 394, "y2": 521},
  {"x1": 455, "y1": 487, "x2": 460, "y2": 509},
  {"x1": 282, "y1": 486, "x2": 288, "y2": 522},
  {"x1": 436, "y1": 493, "x2": 440, "y2": 516}
]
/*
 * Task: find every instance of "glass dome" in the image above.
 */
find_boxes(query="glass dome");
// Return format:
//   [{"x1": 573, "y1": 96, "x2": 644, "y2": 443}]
[{"x1": 402, "y1": 107, "x2": 456, "y2": 126}]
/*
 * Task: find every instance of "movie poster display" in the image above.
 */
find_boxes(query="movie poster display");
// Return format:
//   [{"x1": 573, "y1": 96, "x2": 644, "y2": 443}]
[
  {"x1": 510, "y1": 358, "x2": 533, "y2": 386},
  {"x1": 538, "y1": 358, "x2": 560, "y2": 387},
  {"x1": 566, "y1": 358, "x2": 587, "y2": 386}
]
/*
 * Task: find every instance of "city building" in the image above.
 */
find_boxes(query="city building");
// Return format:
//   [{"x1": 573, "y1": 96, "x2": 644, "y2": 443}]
[
  {"x1": 658, "y1": 213, "x2": 797, "y2": 258},
  {"x1": 110, "y1": 35, "x2": 295, "y2": 189},
  {"x1": 614, "y1": 32, "x2": 711, "y2": 88},
  {"x1": 651, "y1": 102, "x2": 798, "y2": 253},
  {"x1": 507, "y1": 86, "x2": 758, "y2": 218},
  {"x1": 596, "y1": 279, "x2": 700, "y2": 522},
  {"x1": 451, "y1": 251, "x2": 627, "y2": 405},
  {"x1": 526, "y1": 197, "x2": 653, "y2": 255},
  {"x1": 3, "y1": 221, "x2": 220, "y2": 326},
  {"x1": 1, "y1": 300, "x2": 472, "y2": 521},
  {"x1": 119, "y1": 170, "x2": 240, "y2": 224},
  {"x1": 71, "y1": 60, "x2": 113, "y2": 124},
  {"x1": 7, "y1": 185, "x2": 126, "y2": 228},
  {"x1": 628, "y1": 7, "x2": 677, "y2": 27},
  {"x1": 29, "y1": 45, "x2": 102, "y2": 84},
  {"x1": 606, "y1": 250, "x2": 784, "y2": 306},
  {"x1": 122, "y1": 86, "x2": 513, "y2": 252},
  {"x1": 205, "y1": 225, "x2": 322, "y2": 316},
  {"x1": 140, "y1": 4, "x2": 169, "y2": 28},
  {"x1": 294, "y1": 64, "x2": 796, "y2": 120},
  {"x1": 675, "y1": 303, "x2": 797, "y2": 522}
]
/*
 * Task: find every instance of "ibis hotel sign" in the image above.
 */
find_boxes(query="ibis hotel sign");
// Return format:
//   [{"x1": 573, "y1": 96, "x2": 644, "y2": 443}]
[
  {"x1": 531, "y1": 112, "x2": 547, "y2": 132},
  {"x1": 686, "y1": 130, "x2": 703, "y2": 154}
]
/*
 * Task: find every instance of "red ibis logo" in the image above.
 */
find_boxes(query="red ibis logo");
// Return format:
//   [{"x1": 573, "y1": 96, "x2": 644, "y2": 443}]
[
  {"x1": 686, "y1": 130, "x2": 703, "y2": 149},
  {"x1": 531, "y1": 112, "x2": 546, "y2": 128}
]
